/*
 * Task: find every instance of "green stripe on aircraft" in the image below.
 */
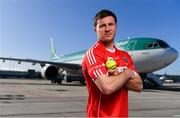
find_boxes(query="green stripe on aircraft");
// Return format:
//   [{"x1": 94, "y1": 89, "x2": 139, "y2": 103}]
[
  {"x1": 52, "y1": 37, "x2": 169, "y2": 62},
  {"x1": 115, "y1": 37, "x2": 169, "y2": 51}
]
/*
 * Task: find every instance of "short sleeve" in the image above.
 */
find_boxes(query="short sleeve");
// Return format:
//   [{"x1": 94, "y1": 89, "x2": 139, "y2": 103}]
[{"x1": 84, "y1": 48, "x2": 107, "y2": 81}]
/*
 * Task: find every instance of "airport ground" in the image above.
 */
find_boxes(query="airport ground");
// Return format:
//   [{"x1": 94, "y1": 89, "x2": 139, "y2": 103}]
[{"x1": 0, "y1": 78, "x2": 180, "y2": 117}]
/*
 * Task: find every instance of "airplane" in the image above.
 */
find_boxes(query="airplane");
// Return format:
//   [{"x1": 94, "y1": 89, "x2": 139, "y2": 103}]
[{"x1": 0, "y1": 37, "x2": 178, "y2": 87}]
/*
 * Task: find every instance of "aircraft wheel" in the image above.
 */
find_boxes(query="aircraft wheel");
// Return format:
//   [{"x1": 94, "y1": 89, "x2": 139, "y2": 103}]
[{"x1": 57, "y1": 79, "x2": 62, "y2": 84}]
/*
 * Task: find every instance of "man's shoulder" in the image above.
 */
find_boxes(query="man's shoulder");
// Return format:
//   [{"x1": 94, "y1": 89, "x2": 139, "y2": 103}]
[
  {"x1": 92, "y1": 41, "x2": 104, "y2": 49},
  {"x1": 86, "y1": 42, "x2": 104, "y2": 53},
  {"x1": 82, "y1": 42, "x2": 105, "y2": 67},
  {"x1": 116, "y1": 49, "x2": 130, "y2": 56}
]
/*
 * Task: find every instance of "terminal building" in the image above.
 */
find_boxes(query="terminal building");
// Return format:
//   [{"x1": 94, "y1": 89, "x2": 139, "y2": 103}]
[{"x1": 0, "y1": 69, "x2": 42, "y2": 79}]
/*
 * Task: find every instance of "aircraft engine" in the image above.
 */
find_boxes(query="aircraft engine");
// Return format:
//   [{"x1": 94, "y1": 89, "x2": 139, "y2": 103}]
[{"x1": 41, "y1": 64, "x2": 58, "y2": 80}]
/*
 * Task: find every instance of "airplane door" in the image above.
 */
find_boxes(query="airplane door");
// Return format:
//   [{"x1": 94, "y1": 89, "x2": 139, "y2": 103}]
[{"x1": 126, "y1": 41, "x2": 137, "y2": 56}]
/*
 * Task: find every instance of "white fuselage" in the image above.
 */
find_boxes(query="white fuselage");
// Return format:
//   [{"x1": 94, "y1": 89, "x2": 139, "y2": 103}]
[
  {"x1": 129, "y1": 47, "x2": 178, "y2": 73},
  {"x1": 61, "y1": 47, "x2": 178, "y2": 74}
]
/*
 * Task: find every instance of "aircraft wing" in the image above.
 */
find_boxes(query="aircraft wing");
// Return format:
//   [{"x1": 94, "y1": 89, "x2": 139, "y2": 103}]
[{"x1": 0, "y1": 57, "x2": 82, "y2": 70}]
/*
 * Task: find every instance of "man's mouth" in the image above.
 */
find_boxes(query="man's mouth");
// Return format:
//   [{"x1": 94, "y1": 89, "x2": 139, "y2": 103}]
[
  {"x1": 105, "y1": 35, "x2": 111, "y2": 38},
  {"x1": 105, "y1": 33, "x2": 111, "y2": 36}
]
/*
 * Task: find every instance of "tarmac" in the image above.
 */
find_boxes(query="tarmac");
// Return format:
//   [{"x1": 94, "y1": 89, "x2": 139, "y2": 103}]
[{"x1": 0, "y1": 78, "x2": 180, "y2": 117}]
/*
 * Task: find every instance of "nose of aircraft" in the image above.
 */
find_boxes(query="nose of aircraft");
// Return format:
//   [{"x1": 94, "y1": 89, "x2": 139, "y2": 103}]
[
  {"x1": 171, "y1": 48, "x2": 178, "y2": 61},
  {"x1": 165, "y1": 47, "x2": 178, "y2": 64}
]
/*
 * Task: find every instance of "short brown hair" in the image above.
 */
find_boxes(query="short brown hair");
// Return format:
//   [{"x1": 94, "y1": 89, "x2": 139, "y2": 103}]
[{"x1": 94, "y1": 9, "x2": 117, "y2": 27}]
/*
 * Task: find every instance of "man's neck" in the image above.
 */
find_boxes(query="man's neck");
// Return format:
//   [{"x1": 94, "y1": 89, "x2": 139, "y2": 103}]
[{"x1": 100, "y1": 39, "x2": 115, "y2": 51}]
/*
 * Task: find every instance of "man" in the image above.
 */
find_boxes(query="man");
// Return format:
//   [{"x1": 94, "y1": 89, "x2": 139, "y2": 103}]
[{"x1": 82, "y1": 9, "x2": 143, "y2": 117}]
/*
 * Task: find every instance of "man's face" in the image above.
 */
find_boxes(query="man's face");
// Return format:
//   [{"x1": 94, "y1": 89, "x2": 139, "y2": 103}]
[{"x1": 95, "y1": 16, "x2": 116, "y2": 42}]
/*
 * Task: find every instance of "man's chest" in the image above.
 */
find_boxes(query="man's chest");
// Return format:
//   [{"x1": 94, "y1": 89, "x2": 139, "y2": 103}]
[{"x1": 104, "y1": 51, "x2": 129, "y2": 67}]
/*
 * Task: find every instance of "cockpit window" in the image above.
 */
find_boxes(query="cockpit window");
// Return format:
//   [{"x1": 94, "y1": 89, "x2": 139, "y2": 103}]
[
  {"x1": 153, "y1": 42, "x2": 159, "y2": 47},
  {"x1": 147, "y1": 43, "x2": 153, "y2": 48},
  {"x1": 147, "y1": 42, "x2": 159, "y2": 48},
  {"x1": 157, "y1": 40, "x2": 169, "y2": 48},
  {"x1": 147, "y1": 40, "x2": 169, "y2": 49}
]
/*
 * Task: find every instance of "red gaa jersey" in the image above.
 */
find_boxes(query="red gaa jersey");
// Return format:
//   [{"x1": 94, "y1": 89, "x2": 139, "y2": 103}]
[{"x1": 82, "y1": 40, "x2": 137, "y2": 117}]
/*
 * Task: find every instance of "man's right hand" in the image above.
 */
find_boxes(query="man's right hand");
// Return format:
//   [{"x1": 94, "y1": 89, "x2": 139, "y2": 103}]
[
  {"x1": 108, "y1": 68, "x2": 135, "y2": 79},
  {"x1": 124, "y1": 69, "x2": 136, "y2": 79},
  {"x1": 124, "y1": 69, "x2": 143, "y2": 92},
  {"x1": 107, "y1": 68, "x2": 119, "y2": 76}
]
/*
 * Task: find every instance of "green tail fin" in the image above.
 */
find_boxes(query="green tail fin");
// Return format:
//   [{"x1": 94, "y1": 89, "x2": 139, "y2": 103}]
[{"x1": 50, "y1": 37, "x2": 61, "y2": 60}]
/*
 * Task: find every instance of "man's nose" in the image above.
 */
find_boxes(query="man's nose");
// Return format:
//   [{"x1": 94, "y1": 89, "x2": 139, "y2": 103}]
[{"x1": 105, "y1": 25, "x2": 111, "y2": 31}]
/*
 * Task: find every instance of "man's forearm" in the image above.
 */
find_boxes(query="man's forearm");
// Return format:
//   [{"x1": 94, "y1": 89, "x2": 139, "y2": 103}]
[
  {"x1": 125, "y1": 75, "x2": 143, "y2": 92},
  {"x1": 108, "y1": 71, "x2": 130, "y2": 92},
  {"x1": 95, "y1": 69, "x2": 133, "y2": 95}
]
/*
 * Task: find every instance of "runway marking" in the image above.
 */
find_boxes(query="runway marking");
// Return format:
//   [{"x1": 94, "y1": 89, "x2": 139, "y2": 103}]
[
  {"x1": 173, "y1": 115, "x2": 180, "y2": 117},
  {"x1": 0, "y1": 110, "x2": 86, "y2": 117}
]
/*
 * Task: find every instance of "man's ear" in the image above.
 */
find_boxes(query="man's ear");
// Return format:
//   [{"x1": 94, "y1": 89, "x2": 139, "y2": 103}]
[{"x1": 94, "y1": 27, "x2": 97, "y2": 33}]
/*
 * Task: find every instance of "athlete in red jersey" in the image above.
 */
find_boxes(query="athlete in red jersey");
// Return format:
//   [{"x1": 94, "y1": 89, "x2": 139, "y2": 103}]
[{"x1": 82, "y1": 10, "x2": 143, "y2": 117}]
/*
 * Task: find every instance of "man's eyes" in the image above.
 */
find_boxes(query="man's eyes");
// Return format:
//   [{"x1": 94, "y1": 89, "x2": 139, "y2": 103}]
[{"x1": 99, "y1": 23, "x2": 115, "y2": 28}]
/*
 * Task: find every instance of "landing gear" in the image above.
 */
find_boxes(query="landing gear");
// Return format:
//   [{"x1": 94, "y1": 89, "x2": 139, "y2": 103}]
[
  {"x1": 51, "y1": 79, "x2": 56, "y2": 84},
  {"x1": 56, "y1": 79, "x2": 62, "y2": 84},
  {"x1": 51, "y1": 77, "x2": 62, "y2": 84},
  {"x1": 50, "y1": 75, "x2": 86, "y2": 85},
  {"x1": 67, "y1": 76, "x2": 86, "y2": 85}
]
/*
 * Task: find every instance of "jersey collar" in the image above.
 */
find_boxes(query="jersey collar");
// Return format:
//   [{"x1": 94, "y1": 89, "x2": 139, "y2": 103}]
[{"x1": 98, "y1": 40, "x2": 117, "y2": 53}]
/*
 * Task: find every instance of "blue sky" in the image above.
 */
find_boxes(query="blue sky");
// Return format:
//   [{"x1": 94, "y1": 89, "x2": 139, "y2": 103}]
[{"x1": 0, "y1": 0, "x2": 179, "y2": 75}]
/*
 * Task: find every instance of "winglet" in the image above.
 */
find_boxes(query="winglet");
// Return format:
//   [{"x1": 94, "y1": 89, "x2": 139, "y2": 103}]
[{"x1": 50, "y1": 37, "x2": 61, "y2": 61}]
